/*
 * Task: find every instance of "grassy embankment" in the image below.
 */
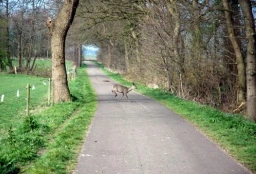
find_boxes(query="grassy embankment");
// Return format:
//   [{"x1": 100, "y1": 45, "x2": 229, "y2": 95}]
[
  {"x1": 0, "y1": 61, "x2": 97, "y2": 174},
  {"x1": 97, "y1": 62, "x2": 256, "y2": 173}
]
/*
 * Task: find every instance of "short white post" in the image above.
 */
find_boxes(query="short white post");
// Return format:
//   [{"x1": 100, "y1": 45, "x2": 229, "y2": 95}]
[
  {"x1": 48, "y1": 78, "x2": 52, "y2": 106},
  {"x1": 1, "y1": 95, "x2": 4, "y2": 102},
  {"x1": 17, "y1": 90, "x2": 20, "y2": 97},
  {"x1": 26, "y1": 84, "x2": 31, "y2": 116}
]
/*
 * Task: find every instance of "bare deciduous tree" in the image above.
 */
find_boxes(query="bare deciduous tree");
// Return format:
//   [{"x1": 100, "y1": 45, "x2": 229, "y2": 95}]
[
  {"x1": 222, "y1": 0, "x2": 246, "y2": 104},
  {"x1": 46, "y1": 0, "x2": 79, "y2": 103},
  {"x1": 238, "y1": 0, "x2": 256, "y2": 121}
]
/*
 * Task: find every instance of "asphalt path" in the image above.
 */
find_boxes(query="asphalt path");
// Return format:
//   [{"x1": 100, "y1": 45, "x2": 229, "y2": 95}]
[{"x1": 73, "y1": 61, "x2": 250, "y2": 174}]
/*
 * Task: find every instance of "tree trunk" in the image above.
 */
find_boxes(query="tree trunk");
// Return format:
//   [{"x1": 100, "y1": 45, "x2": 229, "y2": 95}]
[
  {"x1": 5, "y1": 0, "x2": 13, "y2": 72},
  {"x1": 77, "y1": 44, "x2": 82, "y2": 67},
  {"x1": 107, "y1": 44, "x2": 112, "y2": 68},
  {"x1": 191, "y1": 0, "x2": 203, "y2": 73},
  {"x1": 166, "y1": 0, "x2": 182, "y2": 96},
  {"x1": 222, "y1": 0, "x2": 246, "y2": 103},
  {"x1": 18, "y1": 32, "x2": 23, "y2": 71},
  {"x1": 132, "y1": 30, "x2": 141, "y2": 72},
  {"x1": 46, "y1": 0, "x2": 79, "y2": 103},
  {"x1": 124, "y1": 38, "x2": 130, "y2": 72},
  {"x1": 238, "y1": 0, "x2": 256, "y2": 122}
]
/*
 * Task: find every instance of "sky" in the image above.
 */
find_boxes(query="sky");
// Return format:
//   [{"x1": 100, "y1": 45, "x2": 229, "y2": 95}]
[
  {"x1": 83, "y1": 45, "x2": 99, "y2": 59},
  {"x1": 84, "y1": 45, "x2": 99, "y2": 52}
]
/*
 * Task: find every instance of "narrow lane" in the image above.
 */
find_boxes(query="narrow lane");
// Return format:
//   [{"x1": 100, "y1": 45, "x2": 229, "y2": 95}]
[{"x1": 74, "y1": 61, "x2": 250, "y2": 174}]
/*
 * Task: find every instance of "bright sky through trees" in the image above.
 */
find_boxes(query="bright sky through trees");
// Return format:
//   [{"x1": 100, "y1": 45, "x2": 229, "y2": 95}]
[{"x1": 83, "y1": 45, "x2": 99, "y2": 59}]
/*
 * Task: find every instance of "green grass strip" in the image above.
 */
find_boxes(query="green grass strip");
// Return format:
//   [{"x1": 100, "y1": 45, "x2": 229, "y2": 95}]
[
  {"x1": 96, "y1": 61, "x2": 256, "y2": 173},
  {"x1": 0, "y1": 74, "x2": 48, "y2": 140},
  {"x1": 22, "y1": 67, "x2": 97, "y2": 173}
]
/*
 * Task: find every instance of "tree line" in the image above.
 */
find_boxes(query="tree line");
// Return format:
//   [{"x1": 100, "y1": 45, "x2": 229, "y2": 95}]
[
  {"x1": 0, "y1": 0, "x2": 80, "y2": 103},
  {"x1": 0, "y1": 0, "x2": 50, "y2": 73},
  {"x1": 70, "y1": 0, "x2": 256, "y2": 122},
  {"x1": 0, "y1": 0, "x2": 79, "y2": 73},
  {"x1": 0, "y1": 0, "x2": 256, "y2": 122}
]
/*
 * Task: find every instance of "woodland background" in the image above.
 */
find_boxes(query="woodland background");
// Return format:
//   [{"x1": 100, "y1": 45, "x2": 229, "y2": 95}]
[{"x1": 0, "y1": 0, "x2": 256, "y2": 120}]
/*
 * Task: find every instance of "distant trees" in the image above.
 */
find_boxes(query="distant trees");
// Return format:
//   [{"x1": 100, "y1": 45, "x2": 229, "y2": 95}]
[
  {"x1": 0, "y1": 7, "x2": 6, "y2": 71},
  {"x1": 75, "y1": 0, "x2": 147, "y2": 75},
  {"x1": 0, "y1": 0, "x2": 80, "y2": 103},
  {"x1": 0, "y1": 0, "x2": 50, "y2": 73},
  {"x1": 0, "y1": 0, "x2": 12, "y2": 72}
]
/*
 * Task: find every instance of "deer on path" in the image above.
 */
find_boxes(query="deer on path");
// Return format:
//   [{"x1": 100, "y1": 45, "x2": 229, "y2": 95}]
[{"x1": 112, "y1": 83, "x2": 137, "y2": 102}]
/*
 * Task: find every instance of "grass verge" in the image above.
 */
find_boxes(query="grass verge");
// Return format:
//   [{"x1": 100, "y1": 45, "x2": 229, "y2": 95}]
[
  {"x1": 0, "y1": 65, "x2": 97, "y2": 174},
  {"x1": 24, "y1": 66, "x2": 97, "y2": 174},
  {"x1": 96, "y1": 62, "x2": 256, "y2": 173},
  {"x1": 0, "y1": 74, "x2": 48, "y2": 141}
]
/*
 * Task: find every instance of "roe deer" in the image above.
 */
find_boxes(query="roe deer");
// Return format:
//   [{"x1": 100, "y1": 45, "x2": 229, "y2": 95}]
[{"x1": 112, "y1": 83, "x2": 136, "y2": 101}]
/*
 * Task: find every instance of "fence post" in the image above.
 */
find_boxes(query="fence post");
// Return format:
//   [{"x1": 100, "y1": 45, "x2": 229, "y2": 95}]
[
  {"x1": 48, "y1": 78, "x2": 52, "y2": 106},
  {"x1": 14, "y1": 66, "x2": 17, "y2": 74},
  {"x1": 26, "y1": 84, "x2": 31, "y2": 116}
]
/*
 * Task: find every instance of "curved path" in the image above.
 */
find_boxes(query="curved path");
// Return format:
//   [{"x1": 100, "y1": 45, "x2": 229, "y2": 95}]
[{"x1": 73, "y1": 61, "x2": 250, "y2": 174}]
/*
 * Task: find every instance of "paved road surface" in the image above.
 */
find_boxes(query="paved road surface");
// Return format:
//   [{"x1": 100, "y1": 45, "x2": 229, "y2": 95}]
[{"x1": 73, "y1": 61, "x2": 250, "y2": 174}]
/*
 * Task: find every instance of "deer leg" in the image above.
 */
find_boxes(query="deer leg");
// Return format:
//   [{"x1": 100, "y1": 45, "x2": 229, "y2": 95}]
[
  {"x1": 119, "y1": 93, "x2": 124, "y2": 101},
  {"x1": 125, "y1": 93, "x2": 131, "y2": 102},
  {"x1": 112, "y1": 91, "x2": 117, "y2": 97}
]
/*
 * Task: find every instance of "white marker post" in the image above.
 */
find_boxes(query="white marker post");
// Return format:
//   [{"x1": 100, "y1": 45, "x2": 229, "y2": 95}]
[
  {"x1": 48, "y1": 78, "x2": 52, "y2": 106},
  {"x1": 26, "y1": 84, "x2": 31, "y2": 116},
  {"x1": 1, "y1": 95, "x2": 4, "y2": 102},
  {"x1": 17, "y1": 90, "x2": 20, "y2": 97}
]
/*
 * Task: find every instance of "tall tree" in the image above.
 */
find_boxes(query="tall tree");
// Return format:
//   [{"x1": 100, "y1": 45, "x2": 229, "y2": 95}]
[
  {"x1": 0, "y1": 0, "x2": 13, "y2": 72},
  {"x1": 46, "y1": 0, "x2": 79, "y2": 103},
  {"x1": 0, "y1": 8, "x2": 6, "y2": 71},
  {"x1": 222, "y1": 0, "x2": 246, "y2": 103},
  {"x1": 238, "y1": 0, "x2": 256, "y2": 122},
  {"x1": 5, "y1": 0, "x2": 13, "y2": 71},
  {"x1": 165, "y1": 0, "x2": 184, "y2": 96}
]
